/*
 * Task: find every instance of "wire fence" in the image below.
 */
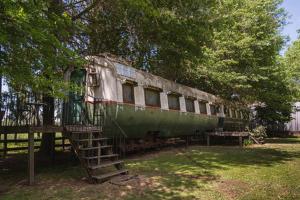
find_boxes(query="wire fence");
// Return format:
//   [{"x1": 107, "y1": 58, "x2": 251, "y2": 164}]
[
  {"x1": 0, "y1": 92, "x2": 126, "y2": 158},
  {"x1": 0, "y1": 91, "x2": 63, "y2": 127}
]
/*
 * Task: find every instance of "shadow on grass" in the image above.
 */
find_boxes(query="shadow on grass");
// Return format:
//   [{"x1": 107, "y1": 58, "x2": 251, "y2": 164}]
[
  {"x1": 126, "y1": 141, "x2": 300, "y2": 199},
  {"x1": 128, "y1": 145, "x2": 300, "y2": 173},
  {"x1": 1, "y1": 138, "x2": 300, "y2": 199},
  {"x1": 0, "y1": 151, "x2": 84, "y2": 195}
]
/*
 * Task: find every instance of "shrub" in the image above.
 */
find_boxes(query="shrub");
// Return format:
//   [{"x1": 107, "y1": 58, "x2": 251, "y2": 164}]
[
  {"x1": 243, "y1": 139, "x2": 253, "y2": 146},
  {"x1": 250, "y1": 125, "x2": 267, "y2": 139}
]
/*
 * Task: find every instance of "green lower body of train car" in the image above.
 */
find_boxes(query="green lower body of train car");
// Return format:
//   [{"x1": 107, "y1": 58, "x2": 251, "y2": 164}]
[
  {"x1": 223, "y1": 117, "x2": 249, "y2": 131},
  {"x1": 66, "y1": 101, "x2": 248, "y2": 139},
  {"x1": 101, "y1": 103, "x2": 219, "y2": 139}
]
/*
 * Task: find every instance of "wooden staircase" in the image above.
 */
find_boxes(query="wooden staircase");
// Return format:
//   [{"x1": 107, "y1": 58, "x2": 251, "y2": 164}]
[
  {"x1": 65, "y1": 125, "x2": 128, "y2": 183},
  {"x1": 249, "y1": 135, "x2": 265, "y2": 144}
]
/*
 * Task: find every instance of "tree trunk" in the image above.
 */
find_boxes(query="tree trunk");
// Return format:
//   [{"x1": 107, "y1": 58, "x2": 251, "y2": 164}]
[
  {"x1": 40, "y1": 95, "x2": 55, "y2": 156},
  {"x1": 0, "y1": 76, "x2": 4, "y2": 123},
  {"x1": 39, "y1": 0, "x2": 63, "y2": 157},
  {"x1": 0, "y1": 75, "x2": 2, "y2": 99}
]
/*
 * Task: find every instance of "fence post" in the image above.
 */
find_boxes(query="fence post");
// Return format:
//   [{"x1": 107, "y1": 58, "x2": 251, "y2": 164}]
[
  {"x1": 207, "y1": 134, "x2": 210, "y2": 146},
  {"x1": 0, "y1": 133, "x2": 1, "y2": 157},
  {"x1": 28, "y1": 131, "x2": 35, "y2": 185},
  {"x1": 239, "y1": 136, "x2": 243, "y2": 147},
  {"x1": 3, "y1": 133, "x2": 7, "y2": 158},
  {"x1": 62, "y1": 136, "x2": 65, "y2": 151}
]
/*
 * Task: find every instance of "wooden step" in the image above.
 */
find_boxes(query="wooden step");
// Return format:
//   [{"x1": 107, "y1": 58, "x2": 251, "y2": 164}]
[
  {"x1": 78, "y1": 145, "x2": 112, "y2": 151},
  {"x1": 88, "y1": 160, "x2": 124, "y2": 170},
  {"x1": 73, "y1": 138, "x2": 109, "y2": 142},
  {"x1": 82, "y1": 154, "x2": 118, "y2": 160},
  {"x1": 92, "y1": 169, "x2": 128, "y2": 182},
  {"x1": 65, "y1": 125, "x2": 101, "y2": 132},
  {"x1": 70, "y1": 130, "x2": 102, "y2": 134}
]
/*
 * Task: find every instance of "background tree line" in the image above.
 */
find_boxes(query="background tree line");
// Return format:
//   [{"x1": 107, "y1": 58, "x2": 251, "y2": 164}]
[{"x1": 1, "y1": 0, "x2": 299, "y2": 125}]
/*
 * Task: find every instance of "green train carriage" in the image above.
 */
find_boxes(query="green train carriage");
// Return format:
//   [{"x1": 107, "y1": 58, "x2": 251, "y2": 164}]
[{"x1": 65, "y1": 55, "x2": 249, "y2": 141}]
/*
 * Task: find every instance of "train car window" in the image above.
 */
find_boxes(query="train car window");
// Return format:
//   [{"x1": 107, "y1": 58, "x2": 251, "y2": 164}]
[
  {"x1": 122, "y1": 83, "x2": 135, "y2": 104},
  {"x1": 238, "y1": 110, "x2": 243, "y2": 119},
  {"x1": 239, "y1": 111, "x2": 243, "y2": 119},
  {"x1": 236, "y1": 110, "x2": 240, "y2": 118},
  {"x1": 145, "y1": 88, "x2": 161, "y2": 107},
  {"x1": 232, "y1": 109, "x2": 237, "y2": 118},
  {"x1": 185, "y1": 98, "x2": 195, "y2": 113},
  {"x1": 224, "y1": 106, "x2": 230, "y2": 116},
  {"x1": 245, "y1": 112, "x2": 250, "y2": 120},
  {"x1": 210, "y1": 104, "x2": 217, "y2": 115},
  {"x1": 243, "y1": 112, "x2": 247, "y2": 119},
  {"x1": 168, "y1": 94, "x2": 180, "y2": 110},
  {"x1": 199, "y1": 101, "x2": 207, "y2": 114}
]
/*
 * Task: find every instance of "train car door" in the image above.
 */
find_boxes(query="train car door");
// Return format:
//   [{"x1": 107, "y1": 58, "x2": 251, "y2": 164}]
[{"x1": 65, "y1": 69, "x2": 87, "y2": 125}]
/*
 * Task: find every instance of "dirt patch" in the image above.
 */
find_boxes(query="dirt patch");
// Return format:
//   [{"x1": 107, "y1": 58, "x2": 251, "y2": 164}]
[
  {"x1": 217, "y1": 179, "x2": 250, "y2": 200},
  {"x1": 0, "y1": 186, "x2": 9, "y2": 196},
  {"x1": 100, "y1": 174, "x2": 156, "y2": 199},
  {"x1": 174, "y1": 173, "x2": 219, "y2": 182},
  {"x1": 2, "y1": 174, "x2": 157, "y2": 200}
]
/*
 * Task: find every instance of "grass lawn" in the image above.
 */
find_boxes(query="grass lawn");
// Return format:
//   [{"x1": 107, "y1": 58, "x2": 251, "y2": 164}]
[
  {"x1": 0, "y1": 137, "x2": 300, "y2": 200},
  {"x1": 0, "y1": 133, "x2": 66, "y2": 154}
]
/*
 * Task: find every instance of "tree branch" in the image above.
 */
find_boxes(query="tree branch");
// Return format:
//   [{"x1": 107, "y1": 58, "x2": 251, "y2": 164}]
[{"x1": 71, "y1": 0, "x2": 102, "y2": 21}]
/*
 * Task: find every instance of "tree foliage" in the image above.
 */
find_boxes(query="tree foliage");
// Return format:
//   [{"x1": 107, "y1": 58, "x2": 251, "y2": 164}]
[
  {"x1": 201, "y1": 0, "x2": 286, "y2": 98},
  {"x1": 0, "y1": 0, "x2": 298, "y2": 123},
  {"x1": 85, "y1": 0, "x2": 218, "y2": 81},
  {"x1": 283, "y1": 34, "x2": 300, "y2": 97},
  {"x1": 83, "y1": 0, "x2": 295, "y2": 123},
  {"x1": 0, "y1": 0, "x2": 84, "y2": 97}
]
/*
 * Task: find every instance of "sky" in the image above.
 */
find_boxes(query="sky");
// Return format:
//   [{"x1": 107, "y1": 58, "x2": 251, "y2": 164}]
[{"x1": 281, "y1": 0, "x2": 300, "y2": 52}]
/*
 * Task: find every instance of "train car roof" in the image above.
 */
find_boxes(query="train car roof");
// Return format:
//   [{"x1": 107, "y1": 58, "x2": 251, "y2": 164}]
[{"x1": 86, "y1": 54, "x2": 246, "y2": 108}]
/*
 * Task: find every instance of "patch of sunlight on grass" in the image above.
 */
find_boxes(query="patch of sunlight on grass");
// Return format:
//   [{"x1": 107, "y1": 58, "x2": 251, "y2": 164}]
[
  {"x1": 126, "y1": 138, "x2": 300, "y2": 200},
  {"x1": 1, "y1": 137, "x2": 300, "y2": 200}
]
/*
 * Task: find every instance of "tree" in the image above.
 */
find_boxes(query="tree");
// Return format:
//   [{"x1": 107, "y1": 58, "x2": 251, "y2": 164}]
[
  {"x1": 0, "y1": 0, "x2": 84, "y2": 97},
  {"x1": 186, "y1": 0, "x2": 295, "y2": 125},
  {"x1": 0, "y1": 0, "x2": 85, "y2": 155},
  {"x1": 85, "y1": 0, "x2": 218, "y2": 80},
  {"x1": 282, "y1": 33, "x2": 300, "y2": 98},
  {"x1": 1, "y1": 0, "x2": 297, "y2": 130},
  {"x1": 198, "y1": 0, "x2": 285, "y2": 96}
]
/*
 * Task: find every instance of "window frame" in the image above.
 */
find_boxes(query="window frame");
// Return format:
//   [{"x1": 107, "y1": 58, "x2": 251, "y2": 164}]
[
  {"x1": 185, "y1": 97, "x2": 196, "y2": 113},
  {"x1": 224, "y1": 106, "x2": 230, "y2": 117},
  {"x1": 239, "y1": 111, "x2": 243, "y2": 119},
  {"x1": 199, "y1": 100, "x2": 208, "y2": 115},
  {"x1": 210, "y1": 104, "x2": 217, "y2": 115},
  {"x1": 167, "y1": 92, "x2": 181, "y2": 110},
  {"x1": 144, "y1": 87, "x2": 161, "y2": 108},
  {"x1": 122, "y1": 82, "x2": 135, "y2": 104},
  {"x1": 231, "y1": 109, "x2": 237, "y2": 118},
  {"x1": 243, "y1": 111, "x2": 250, "y2": 120}
]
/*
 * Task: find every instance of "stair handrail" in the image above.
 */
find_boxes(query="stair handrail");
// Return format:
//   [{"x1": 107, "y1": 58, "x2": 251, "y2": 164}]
[
  {"x1": 111, "y1": 118, "x2": 128, "y2": 138},
  {"x1": 88, "y1": 95, "x2": 127, "y2": 138},
  {"x1": 86, "y1": 96, "x2": 127, "y2": 156},
  {"x1": 249, "y1": 135, "x2": 262, "y2": 144}
]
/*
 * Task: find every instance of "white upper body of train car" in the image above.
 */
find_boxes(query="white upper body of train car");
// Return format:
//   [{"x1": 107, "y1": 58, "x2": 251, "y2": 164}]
[
  {"x1": 84, "y1": 55, "x2": 224, "y2": 114},
  {"x1": 65, "y1": 54, "x2": 248, "y2": 138}
]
